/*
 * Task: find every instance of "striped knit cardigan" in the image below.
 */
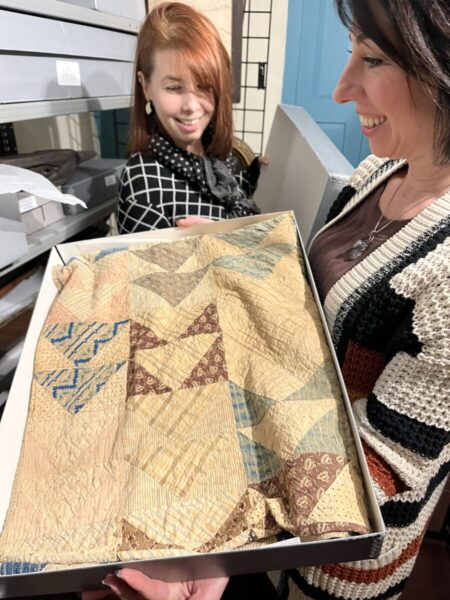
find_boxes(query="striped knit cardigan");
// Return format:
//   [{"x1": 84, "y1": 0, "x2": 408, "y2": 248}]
[{"x1": 280, "y1": 155, "x2": 450, "y2": 600}]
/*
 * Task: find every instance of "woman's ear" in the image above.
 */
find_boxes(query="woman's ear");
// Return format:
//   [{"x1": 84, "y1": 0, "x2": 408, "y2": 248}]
[{"x1": 137, "y1": 71, "x2": 148, "y2": 99}]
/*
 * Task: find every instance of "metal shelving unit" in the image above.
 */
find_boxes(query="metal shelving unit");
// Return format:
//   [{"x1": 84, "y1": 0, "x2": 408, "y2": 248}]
[
  {"x1": 0, "y1": 0, "x2": 140, "y2": 32},
  {"x1": 0, "y1": 2, "x2": 139, "y2": 419},
  {"x1": 0, "y1": 96, "x2": 132, "y2": 125},
  {"x1": 0, "y1": 0, "x2": 138, "y2": 124}
]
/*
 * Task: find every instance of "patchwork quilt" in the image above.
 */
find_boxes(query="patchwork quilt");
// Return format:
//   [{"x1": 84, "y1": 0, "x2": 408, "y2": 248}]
[{"x1": 0, "y1": 213, "x2": 369, "y2": 572}]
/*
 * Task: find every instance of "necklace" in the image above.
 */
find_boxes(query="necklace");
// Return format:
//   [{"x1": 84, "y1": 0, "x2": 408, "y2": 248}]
[
  {"x1": 349, "y1": 216, "x2": 390, "y2": 260},
  {"x1": 348, "y1": 177, "x2": 424, "y2": 261}
]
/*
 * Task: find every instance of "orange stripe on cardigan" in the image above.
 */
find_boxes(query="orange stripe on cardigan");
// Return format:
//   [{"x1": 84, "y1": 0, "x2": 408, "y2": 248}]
[
  {"x1": 320, "y1": 530, "x2": 425, "y2": 583},
  {"x1": 342, "y1": 341, "x2": 385, "y2": 402},
  {"x1": 362, "y1": 440, "x2": 410, "y2": 498}
]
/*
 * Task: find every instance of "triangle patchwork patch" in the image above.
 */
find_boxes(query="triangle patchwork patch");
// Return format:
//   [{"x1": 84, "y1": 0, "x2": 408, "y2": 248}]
[
  {"x1": 131, "y1": 238, "x2": 197, "y2": 271},
  {"x1": 229, "y1": 381, "x2": 275, "y2": 427},
  {"x1": 35, "y1": 362, "x2": 125, "y2": 414},
  {"x1": 133, "y1": 267, "x2": 208, "y2": 307},
  {"x1": 44, "y1": 320, "x2": 128, "y2": 367},
  {"x1": 216, "y1": 216, "x2": 285, "y2": 251},
  {"x1": 284, "y1": 358, "x2": 339, "y2": 402},
  {"x1": 119, "y1": 519, "x2": 181, "y2": 551},
  {"x1": 127, "y1": 362, "x2": 172, "y2": 396},
  {"x1": 130, "y1": 321, "x2": 168, "y2": 353},
  {"x1": 279, "y1": 453, "x2": 347, "y2": 522},
  {"x1": 181, "y1": 335, "x2": 228, "y2": 388},
  {"x1": 294, "y1": 408, "x2": 347, "y2": 456},
  {"x1": 238, "y1": 431, "x2": 282, "y2": 484},
  {"x1": 214, "y1": 243, "x2": 293, "y2": 279},
  {"x1": 179, "y1": 303, "x2": 220, "y2": 338}
]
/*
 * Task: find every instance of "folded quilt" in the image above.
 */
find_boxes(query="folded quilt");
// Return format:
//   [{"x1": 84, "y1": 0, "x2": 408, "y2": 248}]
[{"x1": 0, "y1": 213, "x2": 369, "y2": 570}]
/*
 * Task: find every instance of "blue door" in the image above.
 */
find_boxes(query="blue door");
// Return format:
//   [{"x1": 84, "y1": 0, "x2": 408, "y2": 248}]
[{"x1": 282, "y1": 0, "x2": 369, "y2": 166}]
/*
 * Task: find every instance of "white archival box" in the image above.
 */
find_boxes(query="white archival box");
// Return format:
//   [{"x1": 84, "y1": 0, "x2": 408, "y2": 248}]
[
  {"x1": 253, "y1": 104, "x2": 354, "y2": 247},
  {"x1": 0, "y1": 195, "x2": 29, "y2": 271},
  {"x1": 0, "y1": 211, "x2": 384, "y2": 598}
]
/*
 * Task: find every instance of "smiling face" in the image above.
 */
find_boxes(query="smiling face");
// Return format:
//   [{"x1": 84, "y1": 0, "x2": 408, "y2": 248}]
[
  {"x1": 139, "y1": 48, "x2": 215, "y2": 155},
  {"x1": 333, "y1": 33, "x2": 437, "y2": 163}
]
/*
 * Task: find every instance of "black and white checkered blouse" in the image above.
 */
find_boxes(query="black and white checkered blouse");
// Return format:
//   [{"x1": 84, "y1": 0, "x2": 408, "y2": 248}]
[{"x1": 118, "y1": 150, "x2": 259, "y2": 233}]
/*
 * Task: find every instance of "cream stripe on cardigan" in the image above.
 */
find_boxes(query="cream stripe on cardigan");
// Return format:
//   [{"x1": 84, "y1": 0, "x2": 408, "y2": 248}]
[{"x1": 310, "y1": 156, "x2": 450, "y2": 332}]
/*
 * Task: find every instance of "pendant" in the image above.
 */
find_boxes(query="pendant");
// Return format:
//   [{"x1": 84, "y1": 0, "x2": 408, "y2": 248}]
[{"x1": 349, "y1": 239, "x2": 369, "y2": 260}]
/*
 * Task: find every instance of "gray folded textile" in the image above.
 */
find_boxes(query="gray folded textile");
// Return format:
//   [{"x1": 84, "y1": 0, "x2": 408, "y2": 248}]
[{"x1": 0, "y1": 149, "x2": 95, "y2": 186}]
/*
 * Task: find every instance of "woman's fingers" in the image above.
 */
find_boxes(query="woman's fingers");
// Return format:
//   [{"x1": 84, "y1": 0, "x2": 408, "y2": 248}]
[
  {"x1": 258, "y1": 155, "x2": 270, "y2": 166},
  {"x1": 81, "y1": 571, "x2": 229, "y2": 600},
  {"x1": 176, "y1": 216, "x2": 213, "y2": 227},
  {"x1": 115, "y1": 569, "x2": 175, "y2": 600},
  {"x1": 100, "y1": 574, "x2": 142, "y2": 600}
]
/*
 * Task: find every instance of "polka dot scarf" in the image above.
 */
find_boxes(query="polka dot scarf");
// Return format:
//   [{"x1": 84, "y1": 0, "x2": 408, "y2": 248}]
[{"x1": 150, "y1": 133, "x2": 259, "y2": 218}]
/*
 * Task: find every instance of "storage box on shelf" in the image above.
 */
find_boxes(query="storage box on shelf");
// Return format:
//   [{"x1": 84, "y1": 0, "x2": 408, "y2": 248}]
[
  {"x1": 61, "y1": 157, "x2": 125, "y2": 215},
  {"x1": 18, "y1": 193, "x2": 65, "y2": 236},
  {"x1": 1, "y1": 56, "x2": 134, "y2": 105},
  {"x1": 0, "y1": 196, "x2": 29, "y2": 271},
  {"x1": 0, "y1": 0, "x2": 142, "y2": 31}
]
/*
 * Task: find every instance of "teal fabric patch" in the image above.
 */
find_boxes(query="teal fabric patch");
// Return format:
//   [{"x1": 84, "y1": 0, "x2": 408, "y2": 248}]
[
  {"x1": 216, "y1": 215, "x2": 286, "y2": 251},
  {"x1": 214, "y1": 243, "x2": 293, "y2": 279},
  {"x1": 238, "y1": 431, "x2": 282, "y2": 483},
  {"x1": 229, "y1": 381, "x2": 275, "y2": 428}
]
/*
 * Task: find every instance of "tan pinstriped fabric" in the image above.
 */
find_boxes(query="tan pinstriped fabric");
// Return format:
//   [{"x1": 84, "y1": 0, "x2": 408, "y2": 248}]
[{"x1": 0, "y1": 213, "x2": 369, "y2": 570}]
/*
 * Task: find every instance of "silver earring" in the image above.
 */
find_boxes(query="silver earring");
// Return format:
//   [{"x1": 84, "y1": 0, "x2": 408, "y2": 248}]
[{"x1": 145, "y1": 101, "x2": 152, "y2": 115}]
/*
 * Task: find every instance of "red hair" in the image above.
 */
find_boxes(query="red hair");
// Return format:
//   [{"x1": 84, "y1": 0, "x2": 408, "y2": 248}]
[{"x1": 128, "y1": 2, "x2": 234, "y2": 159}]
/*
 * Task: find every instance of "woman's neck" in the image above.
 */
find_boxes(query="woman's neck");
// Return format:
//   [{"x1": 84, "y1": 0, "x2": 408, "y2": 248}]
[
  {"x1": 381, "y1": 156, "x2": 450, "y2": 220},
  {"x1": 404, "y1": 152, "x2": 450, "y2": 199},
  {"x1": 180, "y1": 139, "x2": 205, "y2": 156},
  {"x1": 404, "y1": 168, "x2": 450, "y2": 200}
]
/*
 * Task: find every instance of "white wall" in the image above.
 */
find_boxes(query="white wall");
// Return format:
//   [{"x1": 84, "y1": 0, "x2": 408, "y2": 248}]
[{"x1": 14, "y1": 113, "x2": 101, "y2": 154}]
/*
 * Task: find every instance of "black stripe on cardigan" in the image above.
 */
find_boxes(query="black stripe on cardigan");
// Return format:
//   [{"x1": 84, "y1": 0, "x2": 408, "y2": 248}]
[
  {"x1": 325, "y1": 159, "x2": 400, "y2": 224},
  {"x1": 381, "y1": 460, "x2": 450, "y2": 528},
  {"x1": 285, "y1": 568, "x2": 408, "y2": 600},
  {"x1": 333, "y1": 219, "x2": 449, "y2": 363},
  {"x1": 325, "y1": 184, "x2": 356, "y2": 223},
  {"x1": 367, "y1": 394, "x2": 450, "y2": 460}
]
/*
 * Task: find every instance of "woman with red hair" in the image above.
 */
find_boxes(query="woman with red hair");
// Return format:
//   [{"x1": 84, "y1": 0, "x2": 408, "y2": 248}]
[{"x1": 117, "y1": 1, "x2": 261, "y2": 234}]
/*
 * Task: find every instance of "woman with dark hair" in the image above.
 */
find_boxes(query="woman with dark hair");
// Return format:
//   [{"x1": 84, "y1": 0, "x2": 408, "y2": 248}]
[
  {"x1": 84, "y1": 1, "x2": 449, "y2": 598},
  {"x1": 272, "y1": 2, "x2": 450, "y2": 597},
  {"x1": 117, "y1": 1, "x2": 262, "y2": 234}
]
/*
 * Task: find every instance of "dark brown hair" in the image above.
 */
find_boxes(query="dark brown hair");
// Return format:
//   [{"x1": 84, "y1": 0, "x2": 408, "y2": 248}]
[
  {"x1": 334, "y1": 0, "x2": 450, "y2": 164},
  {"x1": 128, "y1": 2, "x2": 233, "y2": 159}
]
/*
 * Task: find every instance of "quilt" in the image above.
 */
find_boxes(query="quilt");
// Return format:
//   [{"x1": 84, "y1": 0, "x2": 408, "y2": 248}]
[{"x1": 0, "y1": 213, "x2": 369, "y2": 571}]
